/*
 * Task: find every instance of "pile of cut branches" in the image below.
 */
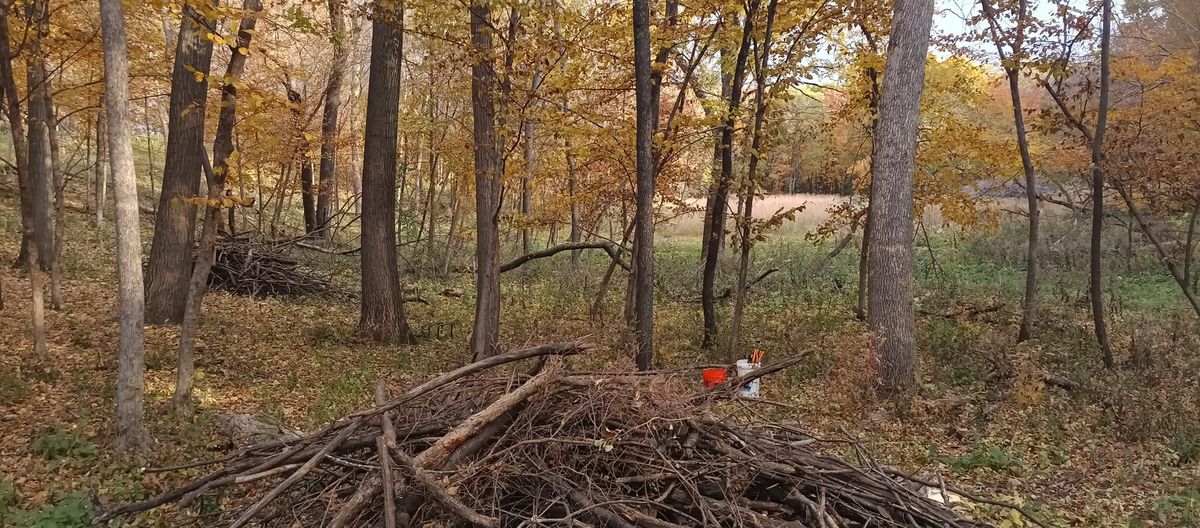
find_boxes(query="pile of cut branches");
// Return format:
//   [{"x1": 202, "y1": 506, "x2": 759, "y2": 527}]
[
  {"x1": 205, "y1": 238, "x2": 334, "y2": 297},
  {"x1": 102, "y1": 342, "x2": 1011, "y2": 527}
]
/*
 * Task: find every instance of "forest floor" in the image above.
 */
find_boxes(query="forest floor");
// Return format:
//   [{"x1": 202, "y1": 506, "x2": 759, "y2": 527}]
[{"x1": 1, "y1": 191, "x2": 1199, "y2": 527}]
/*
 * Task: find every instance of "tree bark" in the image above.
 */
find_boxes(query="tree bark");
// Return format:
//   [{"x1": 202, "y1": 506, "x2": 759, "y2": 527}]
[
  {"x1": 25, "y1": 0, "x2": 55, "y2": 275},
  {"x1": 1091, "y1": 0, "x2": 1114, "y2": 368},
  {"x1": 358, "y1": 1, "x2": 416, "y2": 345},
  {"x1": 0, "y1": 4, "x2": 33, "y2": 271},
  {"x1": 174, "y1": 0, "x2": 262, "y2": 410},
  {"x1": 867, "y1": 0, "x2": 935, "y2": 397},
  {"x1": 95, "y1": 106, "x2": 108, "y2": 225},
  {"x1": 729, "y1": 0, "x2": 778, "y2": 363},
  {"x1": 631, "y1": 0, "x2": 664, "y2": 370},
  {"x1": 100, "y1": 0, "x2": 151, "y2": 452},
  {"x1": 1186, "y1": 197, "x2": 1198, "y2": 293},
  {"x1": 981, "y1": 0, "x2": 1040, "y2": 343},
  {"x1": 146, "y1": 1, "x2": 218, "y2": 324},
  {"x1": 701, "y1": 6, "x2": 756, "y2": 350},
  {"x1": 315, "y1": 0, "x2": 348, "y2": 243},
  {"x1": 469, "y1": 0, "x2": 502, "y2": 360},
  {"x1": 0, "y1": 4, "x2": 43, "y2": 359}
]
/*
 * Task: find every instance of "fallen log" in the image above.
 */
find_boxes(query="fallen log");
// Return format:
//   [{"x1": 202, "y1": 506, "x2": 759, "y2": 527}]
[{"x1": 500, "y1": 242, "x2": 630, "y2": 273}]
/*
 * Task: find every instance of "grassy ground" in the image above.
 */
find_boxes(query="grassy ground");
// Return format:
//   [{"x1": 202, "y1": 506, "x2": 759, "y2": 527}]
[{"x1": 1, "y1": 182, "x2": 1198, "y2": 527}]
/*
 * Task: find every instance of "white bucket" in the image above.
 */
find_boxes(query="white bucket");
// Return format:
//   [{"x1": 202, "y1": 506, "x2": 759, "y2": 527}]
[{"x1": 735, "y1": 359, "x2": 761, "y2": 398}]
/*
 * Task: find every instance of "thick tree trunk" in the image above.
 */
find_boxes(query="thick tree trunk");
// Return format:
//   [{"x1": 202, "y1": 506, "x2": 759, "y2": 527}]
[
  {"x1": 358, "y1": 2, "x2": 415, "y2": 345},
  {"x1": 981, "y1": 0, "x2": 1040, "y2": 343},
  {"x1": 146, "y1": 2, "x2": 218, "y2": 324},
  {"x1": 631, "y1": 0, "x2": 657, "y2": 370},
  {"x1": 1091, "y1": 0, "x2": 1114, "y2": 368},
  {"x1": 100, "y1": 0, "x2": 151, "y2": 452},
  {"x1": 25, "y1": 0, "x2": 55, "y2": 276},
  {"x1": 867, "y1": 0, "x2": 935, "y2": 397},
  {"x1": 469, "y1": 0, "x2": 502, "y2": 360},
  {"x1": 701, "y1": 8, "x2": 756, "y2": 350},
  {"x1": 728, "y1": 0, "x2": 778, "y2": 363},
  {"x1": 315, "y1": 0, "x2": 348, "y2": 242},
  {"x1": 174, "y1": 0, "x2": 261, "y2": 410}
]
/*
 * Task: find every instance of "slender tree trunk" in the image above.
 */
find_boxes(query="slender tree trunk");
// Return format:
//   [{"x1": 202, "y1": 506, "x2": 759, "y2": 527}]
[
  {"x1": 856, "y1": 210, "x2": 871, "y2": 320},
  {"x1": 981, "y1": 0, "x2": 1040, "y2": 342},
  {"x1": 174, "y1": 0, "x2": 261, "y2": 410},
  {"x1": 1186, "y1": 197, "x2": 1199, "y2": 293},
  {"x1": 470, "y1": 0, "x2": 502, "y2": 360},
  {"x1": 443, "y1": 175, "x2": 461, "y2": 275},
  {"x1": 701, "y1": 8, "x2": 756, "y2": 350},
  {"x1": 867, "y1": 0, "x2": 935, "y2": 397},
  {"x1": 315, "y1": 0, "x2": 348, "y2": 243},
  {"x1": 359, "y1": 0, "x2": 415, "y2": 345},
  {"x1": 100, "y1": 0, "x2": 151, "y2": 451},
  {"x1": 729, "y1": 0, "x2": 778, "y2": 363},
  {"x1": 1091, "y1": 0, "x2": 1114, "y2": 368},
  {"x1": 856, "y1": 63, "x2": 880, "y2": 321},
  {"x1": 95, "y1": 106, "x2": 108, "y2": 225},
  {"x1": 425, "y1": 151, "x2": 438, "y2": 261},
  {"x1": 1116, "y1": 186, "x2": 1200, "y2": 317},
  {"x1": 46, "y1": 89, "x2": 63, "y2": 310},
  {"x1": 521, "y1": 118, "x2": 534, "y2": 254},
  {"x1": 566, "y1": 142, "x2": 580, "y2": 266},
  {"x1": 146, "y1": 2, "x2": 218, "y2": 324}
]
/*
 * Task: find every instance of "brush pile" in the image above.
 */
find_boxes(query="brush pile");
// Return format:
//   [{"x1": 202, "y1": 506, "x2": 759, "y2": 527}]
[
  {"x1": 102, "y1": 343, "x2": 1002, "y2": 528},
  {"x1": 205, "y1": 239, "x2": 334, "y2": 297}
]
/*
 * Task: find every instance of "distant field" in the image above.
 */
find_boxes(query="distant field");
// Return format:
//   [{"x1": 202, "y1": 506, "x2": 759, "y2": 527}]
[{"x1": 658, "y1": 193, "x2": 1061, "y2": 240}]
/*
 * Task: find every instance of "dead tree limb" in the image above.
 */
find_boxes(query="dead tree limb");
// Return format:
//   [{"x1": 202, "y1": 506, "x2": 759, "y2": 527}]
[{"x1": 500, "y1": 242, "x2": 630, "y2": 273}]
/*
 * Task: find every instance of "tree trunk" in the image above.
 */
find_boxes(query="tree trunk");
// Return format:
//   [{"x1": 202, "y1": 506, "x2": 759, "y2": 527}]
[
  {"x1": 174, "y1": 0, "x2": 262, "y2": 410},
  {"x1": 981, "y1": 0, "x2": 1040, "y2": 343},
  {"x1": 25, "y1": 0, "x2": 55, "y2": 276},
  {"x1": 521, "y1": 116, "x2": 534, "y2": 255},
  {"x1": 1116, "y1": 186, "x2": 1200, "y2": 317},
  {"x1": 1091, "y1": 0, "x2": 1114, "y2": 368},
  {"x1": 443, "y1": 175, "x2": 462, "y2": 275},
  {"x1": 145, "y1": 2, "x2": 218, "y2": 324},
  {"x1": 855, "y1": 210, "x2": 871, "y2": 320},
  {"x1": 470, "y1": 0, "x2": 502, "y2": 360},
  {"x1": 701, "y1": 7, "x2": 756, "y2": 350},
  {"x1": 95, "y1": 106, "x2": 108, "y2": 225},
  {"x1": 358, "y1": 0, "x2": 416, "y2": 345},
  {"x1": 632, "y1": 0, "x2": 654, "y2": 370},
  {"x1": 46, "y1": 89, "x2": 63, "y2": 310},
  {"x1": 728, "y1": 0, "x2": 778, "y2": 363},
  {"x1": 867, "y1": 0, "x2": 935, "y2": 397},
  {"x1": 315, "y1": 0, "x2": 348, "y2": 243},
  {"x1": 0, "y1": 5, "x2": 43, "y2": 358},
  {"x1": 856, "y1": 59, "x2": 881, "y2": 321},
  {"x1": 1186, "y1": 197, "x2": 1198, "y2": 293},
  {"x1": 100, "y1": 0, "x2": 151, "y2": 452}
]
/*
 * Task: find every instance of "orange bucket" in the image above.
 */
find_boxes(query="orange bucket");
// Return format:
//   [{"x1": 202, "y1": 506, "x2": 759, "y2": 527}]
[{"x1": 702, "y1": 368, "x2": 728, "y2": 388}]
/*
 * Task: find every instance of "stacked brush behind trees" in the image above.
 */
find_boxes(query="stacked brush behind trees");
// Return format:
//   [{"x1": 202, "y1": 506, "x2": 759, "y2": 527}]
[
  {"x1": 202, "y1": 238, "x2": 335, "y2": 297},
  {"x1": 101, "y1": 343, "x2": 1037, "y2": 528}
]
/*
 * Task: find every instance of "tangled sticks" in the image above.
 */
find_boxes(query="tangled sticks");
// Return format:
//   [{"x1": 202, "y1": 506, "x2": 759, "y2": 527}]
[
  {"x1": 103, "y1": 343, "x2": 1015, "y2": 527},
  {"x1": 205, "y1": 239, "x2": 334, "y2": 297}
]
